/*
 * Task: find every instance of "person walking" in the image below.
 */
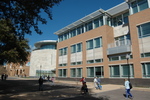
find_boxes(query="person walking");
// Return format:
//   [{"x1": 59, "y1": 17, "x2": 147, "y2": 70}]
[
  {"x1": 80, "y1": 77, "x2": 86, "y2": 85},
  {"x1": 124, "y1": 79, "x2": 133, "y2": 99},
  {"x1": 38, "y1": 76, "x2": 44, "y2": 91},
  {"x1": 97, "y1": 77, "x2": 102, "y2": 90},
  {"x1": 94, "y1": 77, "x2": 98, "y2": 89}
]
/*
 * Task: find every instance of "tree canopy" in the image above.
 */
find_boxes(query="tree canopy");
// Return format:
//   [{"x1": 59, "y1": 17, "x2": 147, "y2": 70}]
[
  {"x1": 0, "y1": 0, "x2": 63, "y2": 39},
  {"x1": 0, "y1": 19, "x2": 30, "y2": 65},
  {"x1": 0, "y1": 0, "x2": 63, "y2": 65}
]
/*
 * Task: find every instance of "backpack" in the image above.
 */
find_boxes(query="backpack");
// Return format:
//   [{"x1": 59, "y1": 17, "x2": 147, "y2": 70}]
[{"x1": 129, "y1": 82, "x2": 132, "y2": 89}]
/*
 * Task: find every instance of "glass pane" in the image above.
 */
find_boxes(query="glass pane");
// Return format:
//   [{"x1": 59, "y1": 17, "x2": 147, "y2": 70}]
[
  {"x1": 95, "y1": 67, "x2": 103, "y2": 77},
  {"x1": 94, "y1": 18, "x2": 99, "y2": 28},
  {"x1": 147, "y1": 63, "x2": 150, "y2": 76},
  {"x1": 139, "y1": 1, "x2": 148, "y2": 11},
  {"x1": 77, "y1": 68, "x2": 82, "y2": 77},
  {"x1": 122, "y1": 65, "x2": 129, "y2": 77},
  {"x1": 71, "y1": 68, "x2": 76, "y2": 77},
  {"x1": 141, "y1": 22, "x2": 150, "y2": 37},
  {"x1": 94, "y1": 38, "x2": 100, "y2": 48},
  {"x1": 87, "y1": 67, "x2": 94, "y2": 77}
]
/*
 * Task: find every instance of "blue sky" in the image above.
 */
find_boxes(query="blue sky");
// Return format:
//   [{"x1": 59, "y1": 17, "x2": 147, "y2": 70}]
[{"x1": 25, "y1": 0, "x2": 124, "y2": 49}]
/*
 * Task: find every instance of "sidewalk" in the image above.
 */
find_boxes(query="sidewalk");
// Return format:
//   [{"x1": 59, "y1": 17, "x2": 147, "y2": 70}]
[{"x1": 54, "y1": 80, "x2": 150, "y2": 93}]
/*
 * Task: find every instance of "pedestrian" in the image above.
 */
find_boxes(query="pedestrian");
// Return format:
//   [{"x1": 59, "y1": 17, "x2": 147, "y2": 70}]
[
  {"x1": 38, "y1": 76, "x2": 44, "y2": 91},
  {"x1": 80, "y1": 77, "x2": 86, "y2": 85},
  {"x1": 94, "y1": 77, "x2": 98, "y2": 89},
  {"x1": 1, "y1": 74, "x2": 4, "y2": 80},
  {"x1": 81, "y1": 82, "x2": 88, "y2": 94},
  {"x1": 51, "y1": 77, "x2": 55, "y2": 85},
  {"x1": 47, "y1": 75, "x2": 50, "y2": 82},
  {"x1": 124, "y1": 79, "x2": 133, "y2": 99},
  {"x1": 97, "y1": 77, "x2": 102, "y2": 90}
]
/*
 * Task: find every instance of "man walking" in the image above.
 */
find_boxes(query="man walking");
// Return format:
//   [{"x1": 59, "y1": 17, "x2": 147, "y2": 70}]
[
  {"x1": 124, "y1": 79, "x2": 133, "y2": 99},
  {"x1": 38, "y1": 76, "x2": 43, "y2": 91}
]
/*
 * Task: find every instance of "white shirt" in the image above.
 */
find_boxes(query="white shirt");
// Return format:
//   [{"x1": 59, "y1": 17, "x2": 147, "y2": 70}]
[
  {"x1": 94, "y1": 78, "x2": 98, "y2": 83},
  {"x1": 124, "y1": 80, "x2": 130, "y2": 89}
]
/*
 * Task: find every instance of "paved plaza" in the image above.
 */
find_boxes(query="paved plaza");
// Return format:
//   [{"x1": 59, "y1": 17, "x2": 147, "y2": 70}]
[{"x1": 0, "y1": 77, "x2": 150, "y2": 100}]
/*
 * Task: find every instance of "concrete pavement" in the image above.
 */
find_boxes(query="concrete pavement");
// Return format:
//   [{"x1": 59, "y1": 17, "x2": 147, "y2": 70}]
[{"x1": 2, "y1": 76, "x2": 150, "y2": 100}]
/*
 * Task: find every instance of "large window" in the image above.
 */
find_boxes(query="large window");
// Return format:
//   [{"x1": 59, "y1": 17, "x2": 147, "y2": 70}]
[
  {"x1": 110, "y1": 64, "x2": 134, "y2": 78},
  {"x1": 87, "y1": 66, "x2": 104, "y2": 77},
  {"x1": 58, "y1": 69, "x2": 67, "y2": 77},
  {"x1": 85, "y1": 21, "x2": 93, "y2": 31},
  {"x1": 138, "y1": 22, "x2": 150, "y2": 38},
  {"x1": 131, "y1": 0, "x2": 148, "y2": 14},
  {"x1": 70, "y1": 68, "x2": 82, "y2": 77},
  {"x1": 71, "y1": 45, "x2": 76, "y2": 53},
  {"x1": 142, "y1": 63, "x2": 150, "y2": 78},
  {"x1": 112, "y1": 12, "x2": 129, "y2": 27},
  {"x1": 86, "y1": 37, "x2": 102, "y2": 50},
  {"x1": 71, "y1": 43, "x2": 82, "y2": 53},
  {"x1": 59, "y1": 47, "x2": 68, "y2": 56}
]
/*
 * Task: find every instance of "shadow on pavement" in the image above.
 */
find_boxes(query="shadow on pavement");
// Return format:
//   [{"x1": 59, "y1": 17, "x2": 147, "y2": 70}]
[{"x1": 0, "y1": 80, "x2": 110, "y2": 100}]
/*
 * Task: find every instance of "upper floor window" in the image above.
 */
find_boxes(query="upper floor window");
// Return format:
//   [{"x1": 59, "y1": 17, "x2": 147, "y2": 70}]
[
  {"x1": 112, "y1": 12, "x2": 129, "y2": 27},
  {"x1": 86, "y1": 37, "x2": 102, "y2": 50},
  {"x1": 59, "y1": 47, "x2": 68, "y2": 56},
  {"x1": 131, "y1": 0, "x2": 148, "y2": 14},
  {"x1": 71, "y1": 43, "x2": 82, "y2": 53},
  {"x1": 138, "y1": 22, "x2": 150, "y2": 38}
]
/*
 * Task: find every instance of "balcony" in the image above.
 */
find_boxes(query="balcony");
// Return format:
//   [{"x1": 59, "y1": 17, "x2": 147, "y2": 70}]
[{"x1": 107, "y1": 39, "x2": 131, "y2": 55}]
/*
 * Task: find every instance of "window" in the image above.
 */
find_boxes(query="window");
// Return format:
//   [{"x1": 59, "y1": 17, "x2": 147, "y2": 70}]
[
  {"x1": 59, "y1": 47, "x2": 68, "y2": 56},
  {"x1": 87, "y1": 66, "x2": 104, "y2": 77},
  {"x1": 59, "y1": 49, "x2": 63, "y2": 56},
  {"x1": 70, "y1": 68, "x2": 76, "y2": 77},
  {"x1": 94, "y1": 18, "x2": 99, "y2": 28},
  {"x1": 110, "y1": 64, "x2": 134, "y2": 78},
  {"x1": 138, "y1": 22, "x2": 150, "y2": 38},
  {"x1": 77, "y1": 43, "x2": 82, "y2": 52},
  {"x1": 142, "y1": 63, "x2": 150, "y2": 78},
  {"x1": 87, "y1": 60, "x2": 94, "y2": 64},
  {"x1": 71, "y1": 62, "x2": 76, "y2": 65},
  {"x1": 141, "y1": 52, "x2": 150, "y2": 57},
  {"x1": 58, "y1": 69, "x2": 67, "y2": 77},
  {"x1": 86, "y1": 39, "x2": 93, "y2": 50},
  {"x1": 85, "y1": 21, "x2": 93, "y2": 31},
  {"x1": 131, "y1": 0, "x2": 148, "y2": 14},
  {"x1": 94, "y1": 37, "x2": 102, "y2": 48},
  {"x1": 110, "y1": 65, "x2": 120, "y2": 77},
  {"x1": 70, "y1": 68, "x2": 82, "y2": 77},
  {"x1": 77, "y1": 61, "x2": 82, "y2": 65},
  {"x1": 87, "y1": 67, "x2": 94, "y2": 77},
  {"x1": 71, "y1": 45, "x2": 76, "y2": 53},
  {"x1": 123, "y1": 12, "x2": 129, "y2": 24},
  {"x1": 70, "y1": 29, "x2": 76, "y2": 37},
  {"x1": 77, "y1": 27, "x2": 81, "y2": 35},
  {"x1": 71, "y1": 43, "x2": 82, "y2": 53},
  {"x1": 63, "y1": 47, "x2": 68, "y2": 55}
]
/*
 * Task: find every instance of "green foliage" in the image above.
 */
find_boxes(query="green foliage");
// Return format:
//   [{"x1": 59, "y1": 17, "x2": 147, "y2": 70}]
[
  {"x1": 0, "y1": 0, "x2": 63, "y2": 65},
  {"x1": 0, "y1": 20, "x2": 30, "y2": 65},
  {"x1": 0, "y1": 0, "x2": 63, "y2": 39}
]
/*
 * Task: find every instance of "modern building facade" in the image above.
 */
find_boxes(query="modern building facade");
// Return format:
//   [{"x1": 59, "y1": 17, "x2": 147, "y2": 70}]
[
  {"x1": 29, "y1": 40, "x2": 57, "y2": 77},
  {"x1": 54, "y1": 0, "x2": 150, "y2": 86}
]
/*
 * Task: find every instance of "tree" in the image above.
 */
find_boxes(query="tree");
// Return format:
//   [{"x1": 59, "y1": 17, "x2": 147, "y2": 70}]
[
  {"x1": 0, "y1": 19, "x2": 30, "y2": 65},
  {"x1": 0, "y1": 0, "x2": 63, "y2": 39},
  {"x1": 0, "y1": 0, "x2": 63, "y2": 65}
]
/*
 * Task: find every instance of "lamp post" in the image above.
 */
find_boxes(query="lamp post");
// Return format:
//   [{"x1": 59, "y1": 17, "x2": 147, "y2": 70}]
[
  {"x1": 40, "y1": 65, "x2": 42, "y2": 77},
  {"x1": 126, "y1": 54, "x2": 130, "y2": 81}
]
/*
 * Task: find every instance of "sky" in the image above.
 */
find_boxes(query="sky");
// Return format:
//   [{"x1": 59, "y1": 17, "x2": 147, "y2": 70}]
[{"x1": 25, "y1": 0, "x2": 124, "y2": 49}]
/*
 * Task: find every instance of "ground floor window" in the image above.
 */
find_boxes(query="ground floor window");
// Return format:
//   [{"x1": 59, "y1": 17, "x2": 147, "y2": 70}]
[
  {"x1": 36, "y1": 70, "x2": 55, "y2": 77},
  {"x1": 58, "y1": 69, "x2": 67, "y2": 77},
  {"x1": 142, "y1": 63, "x2": 150, "y2": 78},
  {"x1": 70, "y1": 68, "x2": 82, "y2": 77},
  {"x1": 87, "y1": 66, "x2": 104, "y2": 77},
  {"x1": 110, "y1": 64, "x2": 134, "y2": 78}
]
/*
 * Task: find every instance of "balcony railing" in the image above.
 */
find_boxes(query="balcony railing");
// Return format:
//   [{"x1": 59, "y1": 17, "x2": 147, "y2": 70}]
[{"x1": 107, "y1": 39, "x2": 131, "y2": 55}]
